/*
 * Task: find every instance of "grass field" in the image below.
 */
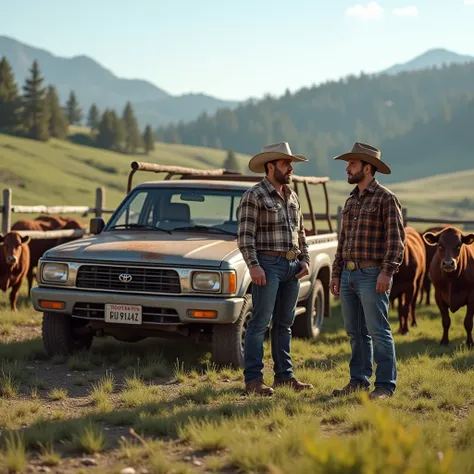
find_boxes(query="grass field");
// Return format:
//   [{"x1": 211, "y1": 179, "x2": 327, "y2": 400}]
[
  {"x1": 1, "y1": 284, "x2": 474, "y2": 473},
  {"x1": 1, "y1": 132, "x2": 474, "y2": 233}
]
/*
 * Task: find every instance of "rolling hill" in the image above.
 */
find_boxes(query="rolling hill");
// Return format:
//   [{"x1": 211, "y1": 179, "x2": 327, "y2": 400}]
[
  {"x1": 0, "y1": 36, "x2": 238, "y2": 128},
  {"x1": 1, "y1": 133, "x2": 473, "y2": 231}
]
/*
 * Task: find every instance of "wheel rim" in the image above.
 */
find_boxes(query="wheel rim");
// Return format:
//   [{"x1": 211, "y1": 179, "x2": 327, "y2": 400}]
[{"x1": 312, "y1": 291, "x2": 324, "y2": 333}]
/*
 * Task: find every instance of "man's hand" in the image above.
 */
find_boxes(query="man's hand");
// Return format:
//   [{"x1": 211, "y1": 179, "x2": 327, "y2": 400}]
[
  {"x1": 250, "y1": 265, "x2": 266, "y2": 286},
  {"x1": 376, "y1": 273, "x2": 392, "y2": 293},
  {"x1": 296, "y1": 261, "x2": 310, "y2": 279},
  {"x1": 330, "y1": 278, "x2": 340, "y2": 296}
]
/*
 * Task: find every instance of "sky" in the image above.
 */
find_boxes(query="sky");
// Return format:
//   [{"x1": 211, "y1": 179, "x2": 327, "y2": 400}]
[{"x1": 2, "y1": 0, "x2": 474, "y2": 100}]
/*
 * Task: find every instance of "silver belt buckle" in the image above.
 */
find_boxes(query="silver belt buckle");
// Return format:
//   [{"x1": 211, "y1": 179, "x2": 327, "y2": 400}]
[{"x1": 285, "y1": 249, "x2": 297, "y2": 260}]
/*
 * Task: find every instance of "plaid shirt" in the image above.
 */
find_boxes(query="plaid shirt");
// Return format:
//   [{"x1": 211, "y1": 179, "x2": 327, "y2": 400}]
[
  {"x1": 332, "y1": 178, "x2": 406, "y2": 279},
  {"x1": 237, "y1": 177, "x2": 310, "y2": 269}
]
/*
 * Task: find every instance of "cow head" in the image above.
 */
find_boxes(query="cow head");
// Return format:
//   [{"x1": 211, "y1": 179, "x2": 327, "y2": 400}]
[
  {"x1": 423, "y1": 227, "x2": 474, "y2": 273},
  {"x1": 0, "y1": 232, "x2": 31, "y2": 266}
]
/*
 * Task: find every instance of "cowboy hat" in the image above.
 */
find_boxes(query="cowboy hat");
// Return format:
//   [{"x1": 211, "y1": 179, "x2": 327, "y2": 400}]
[
  {"x1": 248, "y1": 142, "x2": 308, "y2": 173},
  {"x1": 333, "y1": 142, "x2": 391, "y2": 175}
]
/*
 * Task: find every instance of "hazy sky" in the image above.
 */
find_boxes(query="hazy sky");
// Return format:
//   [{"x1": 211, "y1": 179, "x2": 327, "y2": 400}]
[{"x1": 2, "y1": 0, "x2": 473, "y2": 100}]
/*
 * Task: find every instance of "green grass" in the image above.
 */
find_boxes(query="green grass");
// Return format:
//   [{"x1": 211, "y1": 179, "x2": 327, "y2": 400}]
[
  {"x1": 2, "y1": 280, "x2": 474, "y2": 472},
  {"x1": 1, "y1": 132, "x2": 474, "y2": 232}
]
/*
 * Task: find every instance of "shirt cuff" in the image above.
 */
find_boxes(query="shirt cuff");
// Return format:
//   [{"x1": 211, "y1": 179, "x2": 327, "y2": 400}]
[
  {"x1": 331, "y1": 266, "x2": 342, "y2": 280},
  {"x1": 380, "y1": 263, "x2": 396, "y2": 277}
]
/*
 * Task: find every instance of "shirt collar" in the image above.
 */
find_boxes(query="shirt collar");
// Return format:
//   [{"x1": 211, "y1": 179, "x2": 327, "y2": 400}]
[
  {"x1": 262, "y1": 176, "x2": 291, "y2": 197},
  {"x1": 350, "y1": 177, "x2": 378, "y2": 197}
]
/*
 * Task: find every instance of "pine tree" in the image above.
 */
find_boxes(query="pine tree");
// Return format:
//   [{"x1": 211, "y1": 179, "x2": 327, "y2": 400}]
[
  {"x1": 87, "y1": 104, "x2": 100, "y2": 132},
  {"x1": 223, "y1": 150, "x2": 240, "y2": 172},
  {"x1": 122, "y1": 101, "x2": 141, "y2": 153},
  {"x1": 143, "y1": 125, "x2": 155, "y2": 154},
  {"x1": 96, "y1": 109, "x2": 126, "y2": 151},
  {"x1": 0, "y1": 56, "x2": 21, "y2": 130},
  {"x1": 46, "y1": 85, "x2": 68, "y2": 139},
  {"x1": 66, "y1": 91, "x2": 83, "y2": 125},
  {"x1": 22, "y1": 60, "x2": 49, "y2": 141}
]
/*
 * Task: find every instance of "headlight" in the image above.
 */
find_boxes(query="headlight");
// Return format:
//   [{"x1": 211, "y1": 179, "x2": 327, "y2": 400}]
[
  {"x1": 42, "y1": 263, "x2": 69, "y2": 283},
  {"x1": 192, "y1": 272, "x2": 221, "y2": 292}
]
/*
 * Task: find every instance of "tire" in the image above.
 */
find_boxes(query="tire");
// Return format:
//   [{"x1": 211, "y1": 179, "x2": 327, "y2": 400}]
[
  {"x1": 212, "y1": 294, "x2": 253, "y2": 368},
  {"x1": 292, "y1": 279, "x2": 325, "y2": 339},
  {"x1": 42, "y1": 312, "x2": 93, "y2": 357}
]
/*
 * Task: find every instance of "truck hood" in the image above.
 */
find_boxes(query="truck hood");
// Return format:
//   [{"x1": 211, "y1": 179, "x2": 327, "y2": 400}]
[{"x1": 43, "y1": 231, "x2": 240, "y2": 268}]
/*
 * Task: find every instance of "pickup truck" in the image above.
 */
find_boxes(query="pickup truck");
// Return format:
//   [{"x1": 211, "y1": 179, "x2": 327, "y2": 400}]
[{"x1": 31, "y1": 162, "x2": 338, "y2": 367}]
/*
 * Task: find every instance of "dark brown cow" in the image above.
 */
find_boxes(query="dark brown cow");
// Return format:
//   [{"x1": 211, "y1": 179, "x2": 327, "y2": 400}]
[
  {"x1": 0, "y1": 232, "x2": 31, "y2": 311},
  {"x1": 423, "y1": 227, "x2": 474, "y2": 347},
  {"x1": 11, "y1": 216, "x2": 85, "y2": 293},
  {"x1": 418, "y1": 225, "x2": 448, "y2": 306},
  {"x1": 390, "y1": 226, "x2": 426, "y2": 335}
]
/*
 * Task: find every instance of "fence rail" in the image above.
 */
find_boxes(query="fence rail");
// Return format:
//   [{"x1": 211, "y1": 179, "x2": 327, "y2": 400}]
[{"x1": 1, "y1": 187, "x2": 115, "y2": 237}]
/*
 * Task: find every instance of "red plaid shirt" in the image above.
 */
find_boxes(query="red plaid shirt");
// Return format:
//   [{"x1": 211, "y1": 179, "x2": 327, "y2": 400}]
[
  {"x1": 332, "y1": 178, "x2": 406, "y2": 279},
  {"x1": 237, "y1": 177, "x2": 309, "y2": 269}
]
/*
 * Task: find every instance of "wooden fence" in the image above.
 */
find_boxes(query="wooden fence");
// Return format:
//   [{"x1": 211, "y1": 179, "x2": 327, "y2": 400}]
[
  {"x1": 1, "y1": 187, "x2": 115, "y2": 239},
  {"x1": 2, "y1": 188, "x2": 474, "y2": 240}
]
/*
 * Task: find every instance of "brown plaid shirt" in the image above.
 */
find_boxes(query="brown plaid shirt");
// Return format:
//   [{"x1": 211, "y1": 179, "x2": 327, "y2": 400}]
[
  {"x1": 237, "y1": 177, "x2": 309, "y2": 269},
  {"x1": 332, "y1": 178, "x2": 406, "y2": 279}
]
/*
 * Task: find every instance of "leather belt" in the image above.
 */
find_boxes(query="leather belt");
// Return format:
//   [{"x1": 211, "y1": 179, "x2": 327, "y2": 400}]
[
  {"x1": 344, "y1": 260, "x2": 381, "y2": 271},
  {"x1": 259, "y1": 249, "x2": 298, "y2": 260}
]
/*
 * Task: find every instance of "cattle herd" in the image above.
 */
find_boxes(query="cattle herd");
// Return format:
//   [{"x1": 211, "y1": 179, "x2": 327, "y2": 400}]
[{"x1": 0, "y1": 218, "x2": 473, "y2": 347}]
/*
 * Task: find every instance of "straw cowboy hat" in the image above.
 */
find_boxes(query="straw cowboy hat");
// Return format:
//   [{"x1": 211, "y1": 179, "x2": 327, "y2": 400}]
[
  {"x1": 248, "y1": 142, "x2": 308, "y2": 173},
  {"x1": 333, "y1": 142, "x2": 391, "y2": 175}
]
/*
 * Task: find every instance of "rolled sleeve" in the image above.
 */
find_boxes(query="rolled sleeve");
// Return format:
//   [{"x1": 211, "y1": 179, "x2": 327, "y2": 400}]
[{"x1": 298, "y1": 213, "x2": 310, "y2": 264}]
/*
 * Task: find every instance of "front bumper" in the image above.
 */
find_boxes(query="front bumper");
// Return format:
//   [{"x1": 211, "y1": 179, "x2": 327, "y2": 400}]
[{"x1": 31, "y1": 286, "x2": 245, "y2": 324}]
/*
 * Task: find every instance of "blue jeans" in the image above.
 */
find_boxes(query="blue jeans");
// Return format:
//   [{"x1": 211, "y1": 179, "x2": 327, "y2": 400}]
[
  {"x1": 243, "y1": 253, "x2": 300, "y2": 384},
  {"x1": 340, "y1": 267, "x2": 397, "y2": 393}
]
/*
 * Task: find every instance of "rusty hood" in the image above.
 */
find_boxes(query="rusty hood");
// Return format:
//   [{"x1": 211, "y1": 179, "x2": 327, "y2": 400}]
[{"x1": 43, "y1": 231, "x2": 240, "y2": 268}]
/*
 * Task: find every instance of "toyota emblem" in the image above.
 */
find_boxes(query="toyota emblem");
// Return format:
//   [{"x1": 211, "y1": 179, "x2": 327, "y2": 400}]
[{"x1": 118, "y1": 273, "x2": 132, "y2": 283}]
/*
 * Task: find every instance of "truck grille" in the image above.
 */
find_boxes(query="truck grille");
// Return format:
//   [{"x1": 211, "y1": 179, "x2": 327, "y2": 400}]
[
  {"x1": 76, "y1": 265, "x2": 181, "y2": 294},
  {"x1": 73, "y1": 303, "x2": 181, "y2": 325}
]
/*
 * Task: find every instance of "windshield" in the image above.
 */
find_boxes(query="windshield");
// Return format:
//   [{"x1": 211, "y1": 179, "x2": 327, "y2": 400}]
[{"x1": 106, "y1": 187, "x2": 245, "y2": 234}]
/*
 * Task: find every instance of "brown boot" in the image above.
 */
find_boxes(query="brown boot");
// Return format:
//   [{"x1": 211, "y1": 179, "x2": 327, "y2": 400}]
[
  {"x1": 245, "y1": 380, "x2": 274, "y2": 396},
  {"x1": 273, "y1": 377, "x2": 313, "y2": 391},
  {"x1": 369, "y1": 387, "x2": 393, "y2": 400},
  {"x1": 332, "y1": 383, "x2": 369, "y2": 397}
]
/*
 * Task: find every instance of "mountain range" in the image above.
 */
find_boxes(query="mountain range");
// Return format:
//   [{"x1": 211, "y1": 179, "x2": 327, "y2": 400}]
[{"x1": 2, "y1": 35, "x2": 474, "y2": 130}]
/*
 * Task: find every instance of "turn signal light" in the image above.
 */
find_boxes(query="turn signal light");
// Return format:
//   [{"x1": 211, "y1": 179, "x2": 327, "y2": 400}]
[
  {"x1": 188, "y1": 310, "x2": 217, "y2": 319},
  {"x1": 228, "y1": 272, "x2": 237, "y2": 293},
  {"x1": 39, "y1": 300, "x2": 65, "y2": 310}
]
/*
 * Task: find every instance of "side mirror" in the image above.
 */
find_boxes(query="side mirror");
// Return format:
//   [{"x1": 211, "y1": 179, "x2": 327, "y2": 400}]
[{"x1": 90, "y1": 217, "x2": 105, "y2": 235}]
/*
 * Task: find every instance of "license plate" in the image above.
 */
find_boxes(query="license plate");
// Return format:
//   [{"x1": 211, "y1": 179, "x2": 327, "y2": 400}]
[{"x1": 104, "y1": 304, "x2": 142, "y2": 324}]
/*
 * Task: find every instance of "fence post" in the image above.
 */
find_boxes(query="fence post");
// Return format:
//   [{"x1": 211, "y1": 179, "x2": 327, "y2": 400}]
[
  {"x1": 336, "y1": 205, "x2": 342, "y2": 237},
  {"x1": 402, "y1": 207, "x2": 407, "y2": 227},
  {"x1": 2, "y1": 188, "x2": 12, "y2": 235},
  {"x1": 95, "y1": 187, "x2": 105, "y2": 218}
]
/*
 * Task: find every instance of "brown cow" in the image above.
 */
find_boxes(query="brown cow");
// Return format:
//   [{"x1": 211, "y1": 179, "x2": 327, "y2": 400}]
[
  {"x1": 390, "y1": 226, "x2": 426, "y2": 335},
  {"x1": 418, "y1": 225, "x2": 447, "y2": 306},
  {"x1": 11, "y1": 216, "x2": 85, "y2": 293},
  {"x1": 423, "y1": 227, "x2": 474, "y2": 347},
  {"x1": 0, "y1": 232, "x2": 31, "y2": 311}
]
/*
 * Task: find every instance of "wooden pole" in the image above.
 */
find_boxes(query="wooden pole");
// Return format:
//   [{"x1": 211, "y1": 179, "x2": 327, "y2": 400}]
[
  {"x1": 402, "y1": 208, "x2": 407, "y2": 227},
  {"x1": 2, "y1": 188, "x2": 12, "y2": 234},
  {"x1": 336, "y1": 205, "x2": 342, "y2": 237},
  {"x1": 95, "y1": 187, "x2": 105, "y2": 218}
]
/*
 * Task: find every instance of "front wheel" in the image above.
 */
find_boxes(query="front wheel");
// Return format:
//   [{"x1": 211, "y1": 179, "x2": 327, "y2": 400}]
[
  {"x1": 42, "y1": 312, "x2": 93, "y2": 357},
  {"x1": 292, "y1": 279, "x2": 325, "y2": 339},
  {"x1": 212, "y1": 295, "x2": 253, "y2": 368}
]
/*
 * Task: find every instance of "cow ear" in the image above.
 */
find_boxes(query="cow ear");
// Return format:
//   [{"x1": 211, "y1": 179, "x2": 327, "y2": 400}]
[
  {"x1": 462, "y1": 233, "x2": 474, "y2": 246},
  {"x1": 21, "y1": 235, "x2": 31, "y2": 245},
  {"x1": 423, "y1": 232, "x2": 438, "y2": 246}
]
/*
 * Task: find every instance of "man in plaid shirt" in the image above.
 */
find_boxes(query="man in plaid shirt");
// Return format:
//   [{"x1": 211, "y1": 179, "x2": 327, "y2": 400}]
[
  {"x1": 330, "y1": 142, "x2": 406, "y2": 400},
  {"x1": 237, "y1": 142, "x2": 314, "y2": 396}
]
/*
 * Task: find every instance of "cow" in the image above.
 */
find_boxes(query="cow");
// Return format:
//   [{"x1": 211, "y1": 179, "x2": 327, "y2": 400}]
[
  {"x1": 0, "y1": 232, "x2": 31, "y2": 311},
  {"x1": 389, "y1": 226, "x2": 426, "y2": 335},
  {"x1": 422, "y1": 227, "x2": 474, "y2": 347},
  {"x1": 418, "y1": 225, "x2": 447, "y2": 306},
  {"x1": 11, "y1": 216, "x2": 85, "y2": 293}
]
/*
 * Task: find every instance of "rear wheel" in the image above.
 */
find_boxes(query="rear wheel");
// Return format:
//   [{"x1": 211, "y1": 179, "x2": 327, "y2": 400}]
[
  {"x1": 292, "y1": 279, "x2": 325, "y2": 339},
  {"x1": 212, "y1": 295, "x2": 253, "y2": 368},
  {"x1": 42, "y1": 312, "x2": 93, "y2": 356}
]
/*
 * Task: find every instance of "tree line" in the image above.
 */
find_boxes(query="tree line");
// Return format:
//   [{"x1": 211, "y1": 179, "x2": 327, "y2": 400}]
[
  {"x1": 154, "y1": 61, "x2": 474, "y2": 178},
  {"x1": 0, "y1": 57, "x2": 156, "y2": 154}
]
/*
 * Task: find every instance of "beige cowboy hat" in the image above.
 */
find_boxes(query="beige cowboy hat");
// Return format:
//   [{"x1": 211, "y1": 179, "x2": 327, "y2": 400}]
[
  {"x1": 248, "y1": 141, "x2": 308, "y2": 173},
  {"x1": 333, "y1": 142, "x2": 391, "y2": 175}
]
